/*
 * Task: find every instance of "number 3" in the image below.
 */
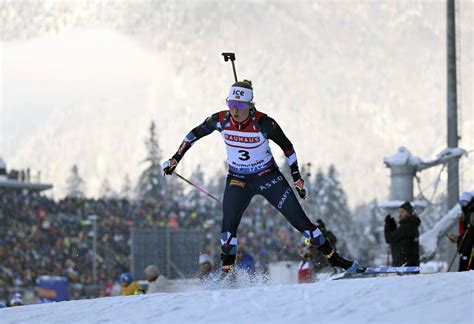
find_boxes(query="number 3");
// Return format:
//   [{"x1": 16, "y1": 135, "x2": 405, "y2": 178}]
[{"x1": 238, "y1": 150, "x2": 250, "y2": 161}]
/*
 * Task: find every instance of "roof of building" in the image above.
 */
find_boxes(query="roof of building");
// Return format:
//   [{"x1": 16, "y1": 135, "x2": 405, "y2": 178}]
[{"x1": 0, "y1": 177, "x2": 53, "y2": 192}]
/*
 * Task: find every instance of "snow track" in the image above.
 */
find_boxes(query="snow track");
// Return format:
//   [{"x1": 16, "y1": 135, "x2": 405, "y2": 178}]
[{"x1": 2, "y1": 271, "x2": 473, "y2": 324}]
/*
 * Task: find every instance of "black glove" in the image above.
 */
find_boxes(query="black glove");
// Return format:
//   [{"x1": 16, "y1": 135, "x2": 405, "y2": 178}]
[
  {"x1": 161, "y1": 158, "x2": 178, "y2": 176},
  {"x1": 385, "y1": 215, "x2": 396, "y2": 231},
  {"x1": 294, "y1": 178, "x2": 307, "y2": 199}
]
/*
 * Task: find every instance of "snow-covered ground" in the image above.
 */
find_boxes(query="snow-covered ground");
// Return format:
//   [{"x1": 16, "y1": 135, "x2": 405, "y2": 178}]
[{"x1": 2, "y1": 271, "x2": 473, "y2": 324}]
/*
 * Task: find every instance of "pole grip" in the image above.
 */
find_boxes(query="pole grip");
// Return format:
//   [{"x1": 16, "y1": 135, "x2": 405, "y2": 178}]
[{"x1": 222, "y1": 52, "x2": 238, "y2": 82}]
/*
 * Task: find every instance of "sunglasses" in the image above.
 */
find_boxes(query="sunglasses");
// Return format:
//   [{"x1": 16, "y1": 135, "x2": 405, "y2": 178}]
[{"x1": 226, "y1": 100, "x2": 251, "y2": 110}]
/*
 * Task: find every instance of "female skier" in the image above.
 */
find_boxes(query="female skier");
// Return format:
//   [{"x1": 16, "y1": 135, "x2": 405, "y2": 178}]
[{"x1": 163, "y1": 80, "x2": 364, "y2": 278}]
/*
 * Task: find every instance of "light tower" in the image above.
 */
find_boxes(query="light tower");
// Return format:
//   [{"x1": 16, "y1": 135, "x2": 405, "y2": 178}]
[{"x1": 381, "y1": 146, "x2": 466, "y2": 213}]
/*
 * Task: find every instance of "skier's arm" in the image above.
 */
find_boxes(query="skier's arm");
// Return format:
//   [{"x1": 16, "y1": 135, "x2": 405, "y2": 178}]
[
  {"x1": 260, "y1": 116, "x2": 302, "y2": 181},
  {"x1": 172, "y1": 113, "x2": 220, "y2": 162},
  {"x1": 163, "y1": 113, "x2": 219, "y2": 175},
  {"x1": 260, "y1": 115, "x2": 306, "y2": 198}
]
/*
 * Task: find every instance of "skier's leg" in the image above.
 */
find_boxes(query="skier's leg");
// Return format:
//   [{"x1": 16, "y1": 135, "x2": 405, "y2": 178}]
[
  {"x1": 258, "y1": 170, "x2": 363, "y2": 273},
  {"x1": 221, "y1": 175, "x2": 254, "y2": 271},
  {"x1": 257, "y1": 171, "x2": 313, "y2": 230}
]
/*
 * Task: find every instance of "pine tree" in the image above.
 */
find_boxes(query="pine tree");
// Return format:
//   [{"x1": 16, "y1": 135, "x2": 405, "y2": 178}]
[
  {"x1": 66, "y1": 164, "x2": 86, "y2": 198},
  {"x1": 120, "y1": 173, "x2": 133, "y2": 200},
  {"x1": 314, "y1": 165, "x2": 355, "y2": 255},
  {"x1": 207, "y1": 161, "x2": 227, "y2": 216},
  {"x1": 312, "y1": 168, "x2": 325, "y2": 195},
  {"x1": 145, "y1": 121, "x2": 161, "y2": 167},
  {"x1": 298, "y1": 162, "x2": 314, "y2": 212},
  {"x1": 99, "y1": 178, "x2": 115, "y2": 199},
  {"x1": 136, "y1": 121, "x2": 165, "y2": 203},
  {"x1": 186, "y1": 164, "x2": 207, "y2": 211},
  {"x1": 353, "y1": 199, "x2": 381, "y2": 264}
]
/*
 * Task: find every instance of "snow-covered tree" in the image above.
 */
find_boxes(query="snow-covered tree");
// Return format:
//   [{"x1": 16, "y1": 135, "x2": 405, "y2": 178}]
[
  {"x1": 136, "y1": 121, "x2": 165, "y2": 203},
  {"x1": 207, "y1": 161, "x2": 227, "y2": 217},
  {"x1": 186, "y1": 164, "x2": 207, "y2": 211},
  {"x1": 298, "y1": 162, "x2": 314, "y2": 212},
  {"x1": 66, "y1": 164, "x2": 86, "y2": 198},
  {"x1": 312, "y1": 168, "x2": 325, "y2": 195},
  {"x1": 120, "y1": 173, "x2": 133, "y2": 200},
  {"x1": 352, "y1": 199, "x2": 383, "y2": 264},
  {"x1": 99, "y1": 178, "x2": 115, "y2": 199},
  {"x1": 313, "y1": 165, "x2": 355, "y2": 255}
]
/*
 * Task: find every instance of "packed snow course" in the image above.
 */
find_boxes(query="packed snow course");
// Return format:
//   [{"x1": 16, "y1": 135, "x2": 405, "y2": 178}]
[{"x1": 2, "y1": 271, "x2": 473, "y2": 324}]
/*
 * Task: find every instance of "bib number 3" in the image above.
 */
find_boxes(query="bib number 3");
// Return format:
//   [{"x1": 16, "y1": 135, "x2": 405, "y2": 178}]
[{"x1": 238, "y1": 150, "x2": 250, "y2": 161}]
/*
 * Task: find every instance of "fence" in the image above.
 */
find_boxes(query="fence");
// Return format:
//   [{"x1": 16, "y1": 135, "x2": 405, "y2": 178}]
[{"x1": 131, "y1": 228, "x2": 204, "y2": 280}]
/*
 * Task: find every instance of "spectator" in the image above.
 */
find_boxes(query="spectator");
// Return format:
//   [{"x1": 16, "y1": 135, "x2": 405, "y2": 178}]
[
  {"x1": 235, "y1": 248, "x2": 256, "y2": 276},
  {"x1": 144, "y1": 265, "x2": 169, "y2": 293},
  {"x1": 456, "y1": 191, "x2": 474, "y2": 271},
  {"x1": 9, "y1": 292, "x2": 23, "y2": 307},
  {"x1": 384, "y1": 202, "x2": 420, "y2": 267},
  {"x1": 0, "y1": 188, "x2": 319, "y2": 299},
  {"x1": 119, "y1": 272, "x2": 141, "y2": 296},
  {"x1": 297, "y1": 239, "x2": 315, "y2": 283},
  {"x1": 197, "y1": 254, "x2": 215, "y2": 282}
]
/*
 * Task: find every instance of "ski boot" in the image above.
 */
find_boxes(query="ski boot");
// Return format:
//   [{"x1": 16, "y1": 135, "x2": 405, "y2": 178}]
[
  {"x1": 327, "y1": 252, "x2": 366, "y2": 274},
  {"x1": 306, "y1": 238, "x2": 366, "y2": 274},
  {"x1": 220, "y1": 254, "x2": 237, "y2": 287}
]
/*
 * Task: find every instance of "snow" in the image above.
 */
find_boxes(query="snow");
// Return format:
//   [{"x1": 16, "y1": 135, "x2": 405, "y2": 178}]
[
  {"x1": 384, "y1": 147, "x2": 468, "y2": 171},
  {"x1": 417, "y1": 148, "x2": 469, "y2": 171},
  {"x1": 435, "y1": 148, "x2": 468, "y2": 161},
  {"x1": 420, "y1": 204, "x2": 462, "y2": 259},
  {"x1": 378, "y1": 199, "x2": 429, "y2": 209},
  {"x1": 384, "y1": 147, "x2": 423, "y2": 167},
  {"x1": 2, "y1": 272, "x2": 473, "y2": 324}
]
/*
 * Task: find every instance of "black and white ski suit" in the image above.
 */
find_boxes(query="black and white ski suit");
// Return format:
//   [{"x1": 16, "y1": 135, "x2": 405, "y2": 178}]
[{"x1": 171, "y1": 109, "x2": 354, "y2": 269}]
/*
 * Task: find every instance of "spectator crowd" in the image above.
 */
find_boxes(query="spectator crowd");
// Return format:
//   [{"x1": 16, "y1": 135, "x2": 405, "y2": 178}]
[{"x1": 0, "y1": 190, "x2": 302, "y2": 301}]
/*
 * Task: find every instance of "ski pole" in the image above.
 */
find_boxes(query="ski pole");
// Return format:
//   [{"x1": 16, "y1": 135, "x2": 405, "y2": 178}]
[
  {"x1": 447, "y1": 227, "x2": 469, "y2": 271},
  {"x1": 222, "y1": 52, "x2": 238, "y2": 82},
  {"x1": 386, "y1": 247, "x2": 391, "y2": 267},
  {"x1": 173, "y1": 172, "x2": 222, "y2": 204},
  {"x1": 447, "y1": 248, "x2": 458, "y2": 272}
]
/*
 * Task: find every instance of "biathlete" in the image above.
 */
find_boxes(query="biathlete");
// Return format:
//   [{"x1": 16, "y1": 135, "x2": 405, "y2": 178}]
[{"x1": 162, "y1": 80, "x2": 364, "y2": 278}]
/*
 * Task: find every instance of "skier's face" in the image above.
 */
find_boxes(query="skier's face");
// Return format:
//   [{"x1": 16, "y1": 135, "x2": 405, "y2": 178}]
[{"x1": 230, "y1": 106, "x2": 250, "y2": 122}]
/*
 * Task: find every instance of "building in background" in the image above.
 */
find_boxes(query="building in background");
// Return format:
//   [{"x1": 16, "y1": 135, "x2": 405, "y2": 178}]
[{"x1": 0, "y1": 157, "x2": 53, "y2": 193}]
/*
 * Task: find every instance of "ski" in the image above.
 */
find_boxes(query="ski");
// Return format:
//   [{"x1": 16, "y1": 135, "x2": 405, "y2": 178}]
[
  {"x1": 330, "y1": 266, "x2": 420, "y2": 280},
  {"x1": 364, "y1": 266, "x2": 420, "y2": 274}
]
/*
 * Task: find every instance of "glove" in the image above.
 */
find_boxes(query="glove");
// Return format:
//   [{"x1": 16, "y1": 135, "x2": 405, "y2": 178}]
[
  {"x1": 385, "y1": 215, "x2": 396, "y2": 230},
  {"x1": 294, "y1": 178, "x2": 307, "y2": 199},
  {"x1": 162, "y1": 158, "x2": 178, "y2": 176}
]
